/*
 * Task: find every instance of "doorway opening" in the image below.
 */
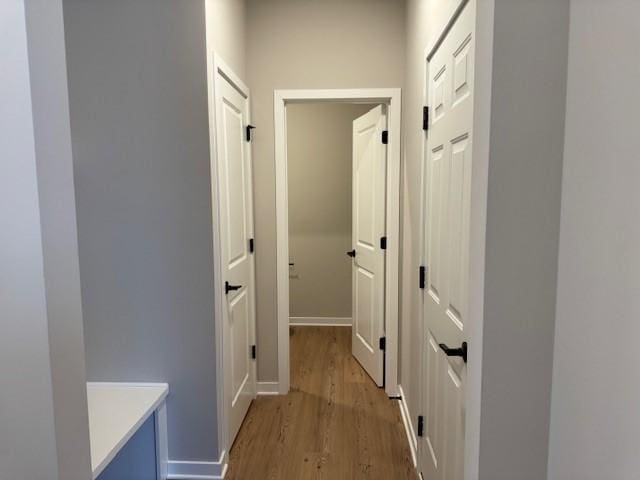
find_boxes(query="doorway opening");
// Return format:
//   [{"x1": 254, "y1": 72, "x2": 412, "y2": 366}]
[
  {"x1": 287, "y1": 102, "x2": 371, "y2": 327},
  {"x1": 274, "y1": 89, "x2": 402, "y2": 397},
  {"x1": 287, "y1": 101, "x2": 384, "y2": 387}
]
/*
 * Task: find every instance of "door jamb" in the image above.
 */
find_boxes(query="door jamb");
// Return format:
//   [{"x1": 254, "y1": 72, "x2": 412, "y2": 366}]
[
  {"x1": 274, "y1": 88, "x2": 402, "y2": 397},
  {"x1": 207, "y1": 53, "x2": 257, "y2": 458}
]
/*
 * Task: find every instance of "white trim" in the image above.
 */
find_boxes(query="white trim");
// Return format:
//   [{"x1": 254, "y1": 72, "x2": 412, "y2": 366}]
[
  {"x1": 274, "y1": 88, "x2": 402, "y2": 397},
  {"x1": 464, "y1": 0, "x2": 492, "y2": 477},
  {"x1": 417, "y1": 21, "x2": 430, "y2": 480},
  {"x1": 274, "y1": 90, "x2": 289, "y2": 395},
  {"x1": 155, "y1": 402, "x2": 169, "y2": 480},
  {"x1": 207, "y1": 53, "x2": 257, "y2": 462},
  {"x1": 256, "y1": 381, "x2": 280, "y2": 395},
  {"x1": 167, "y1": 450, "x2": 227, "y2": 480},
  {"x1": 274, "y1": 88, "x2": 401, "y2": 103},
  {"x1": 86, "y1": 382, "x2": 170, "y2": 389},
  {"x1": 289, "y1": 316, "x2": 352, "y2": 327},
  {"x1": 206, "y1": 50, "x2": 227, "y2": 463},
  {"x1": 397, "y1": 385, "x2": 417, "y2": 468}
]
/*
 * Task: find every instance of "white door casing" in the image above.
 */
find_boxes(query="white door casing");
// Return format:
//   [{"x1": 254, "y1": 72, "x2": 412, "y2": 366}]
[
  {"x1": 213, "y1": 61, "x2": 257, "y2": 447},
  {"x1": 274, "y1": 89, "x2": 401, "y2": 397},
  {"x1": 420, "y1": 2, "x2": 475, "y2": 480},
  {"x1": 351, "y1": 105, "x2": 387, "y2": 387}
]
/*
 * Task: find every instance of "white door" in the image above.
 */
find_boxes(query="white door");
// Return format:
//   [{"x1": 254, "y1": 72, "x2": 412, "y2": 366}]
[
  {"x1": 420, "y1": 2, "x2": 475, "y2": 479},
  {"x1": 214, "y1": 66, "x2": 256, "y2": 446},
  {"x1": 351, "y1": 105, "x2": 387, "y2": 387}
]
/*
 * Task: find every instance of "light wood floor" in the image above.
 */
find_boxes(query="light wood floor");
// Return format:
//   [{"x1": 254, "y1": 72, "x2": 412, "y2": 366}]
[{"x1": 226, "y1": 326, "x2": 417, "y2": 480}]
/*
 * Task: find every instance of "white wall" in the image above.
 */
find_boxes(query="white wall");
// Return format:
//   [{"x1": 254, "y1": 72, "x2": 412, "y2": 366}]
[
  {"x1": 548, "y1": 2, "x2": 640, "y2": 478},
  {"x1": 247, "y1": 0, "x2": 406, "y2": 381},
  {"x1": 287, "y1": 103, "x2": 372, "y2": 320}
]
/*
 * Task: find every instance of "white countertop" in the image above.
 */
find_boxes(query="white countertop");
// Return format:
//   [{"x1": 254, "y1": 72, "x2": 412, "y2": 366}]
[{"x1": 87, "y1": 382, "x2": 169, "y2": 479}]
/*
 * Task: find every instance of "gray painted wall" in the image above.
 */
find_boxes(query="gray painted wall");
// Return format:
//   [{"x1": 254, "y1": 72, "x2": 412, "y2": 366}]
[
  {"x1": 477, "y1": 1, "x2": 569, "y2": 478},
  {"x1": 1, "y1": 1, "x2": 65, "y2": 478},
  {"x1": 287, "y1": 103, "x2": 372, "y2": 319},
  {"x1": 63, "y1": 0, "x2": 219, "y2": 460},
  {"x1": 205, "y1": 0, "x2": 247, "y2": 78},
  {"x1": 247, "y1": 0, "x2": 406, "y2": 382},
  {"x1": 548, "y1": 2, "x2": 640, "y2": 478},
  {"x1": 24, "y1": 0, "x2": 93, "y2": 478}
]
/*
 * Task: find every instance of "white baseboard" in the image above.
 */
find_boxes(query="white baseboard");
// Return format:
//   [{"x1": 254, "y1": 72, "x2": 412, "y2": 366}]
[
  {"x1": 257, "y1": 381, "x2": 280, "y2": 395},
  {"x1": 397, "y1": 384, "x2": 417, "y2": 468},
  {"x1": 167, "y1": 450, "x2": 227, "y2": 479},
  {"x1": 289, "y1": 316, "x2": 352, "y2": 326}
]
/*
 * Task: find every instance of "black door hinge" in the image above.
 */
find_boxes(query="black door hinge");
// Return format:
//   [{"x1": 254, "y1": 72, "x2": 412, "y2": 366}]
[
  {"x1": 249, "y1": 238, "x2": 255, "y2": 253},
  {"x1": 251, "y1": 345, "x2": 256, "y2": 359},
  {"x1": 381, "y1": 130, "x2": 389, "y2": 144},
  {"x1": 417, "y1": 415, "x2": 425, "y2": 437},
  {"x1": 379, "y1": 337, "x2": 386, "y2": 351},
  {"x1": 419, "y1": 265, "x2": 426, "y2": 289},
  {"x1": 423, "y1": 106, "x2": 429, "y2": 131},
  {"x1": 246, "y1": 124, "x2": 256, "y2": 142},
  {"x1": 380, "y1": 236, "x2": 387, "y2": 250}
]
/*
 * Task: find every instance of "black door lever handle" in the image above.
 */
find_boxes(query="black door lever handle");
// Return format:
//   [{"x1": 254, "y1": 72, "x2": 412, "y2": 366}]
[
  {"x1": 346, "y1": 249, "x2": 356, "y2": 258},
  {"x1": 439, "y1": 341, "x2": 468, "y2": 363},
  {"x1": 225, "y1": 281, "x2": 242, "y2": 295}
]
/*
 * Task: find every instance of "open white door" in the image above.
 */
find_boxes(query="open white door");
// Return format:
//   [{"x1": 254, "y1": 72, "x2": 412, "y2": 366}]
[
  {"x1": 214, "y1": 63, "x2": 256, "y2": 446},
  {"x1": 350, "y1": 105, "x2": 387, "y2": 387},
  {"x1": 419, "y1": 2, "x2": 475, "y2": 480}
]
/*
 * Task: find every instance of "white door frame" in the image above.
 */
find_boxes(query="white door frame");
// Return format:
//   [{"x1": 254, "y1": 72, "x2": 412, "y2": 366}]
[
  {"x1": 274, "y1": 88, "x2": 402, "y2": 397},
  {"x1": 207, "y1": 53, "x2": 257, "y2": 457}
]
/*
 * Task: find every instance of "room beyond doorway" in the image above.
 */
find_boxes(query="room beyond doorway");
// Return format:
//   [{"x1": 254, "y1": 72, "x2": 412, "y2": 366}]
[
  {"x1": 287, "y1": 102, "x2": 374, "y2": 328},
  {"x1": 273, "y1": 89, "x2": 402, "y2": 397},
  {"x1": 287, "y1": 101, "x2": 386, "y2": 387}
]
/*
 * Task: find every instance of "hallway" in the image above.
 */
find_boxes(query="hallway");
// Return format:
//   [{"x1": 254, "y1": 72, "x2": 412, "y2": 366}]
[{"x1": 226, "y1": 326, "x2": 417, "y2": 479}]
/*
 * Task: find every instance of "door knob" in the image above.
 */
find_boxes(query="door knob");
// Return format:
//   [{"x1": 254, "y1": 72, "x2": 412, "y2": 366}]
[
  {"x1": 439, "y1": 341, "x2": 468, "y2": 363},
  {"x1": 346, "y1": 249, "x2": 356, "y2": 258},
  {"x1": 225, "y1": 281, "x2": 242, "y2": 295}
]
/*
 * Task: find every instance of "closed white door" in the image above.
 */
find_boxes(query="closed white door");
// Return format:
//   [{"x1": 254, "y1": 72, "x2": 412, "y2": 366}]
[
  {"x1": 214, "y1": 68, "x2": 256, "y2": 446},
  {"x1": 420, "y1": 2, "x2": 475, "y2": 479},
  {"x1": 351, "y1": 105, "x2": 387, "y2": 387}
]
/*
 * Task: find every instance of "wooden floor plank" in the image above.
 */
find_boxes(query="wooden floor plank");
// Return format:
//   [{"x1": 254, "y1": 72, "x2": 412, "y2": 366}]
[{"x1": 226, "y1": 326, "x2": 417, "y2": 480}]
